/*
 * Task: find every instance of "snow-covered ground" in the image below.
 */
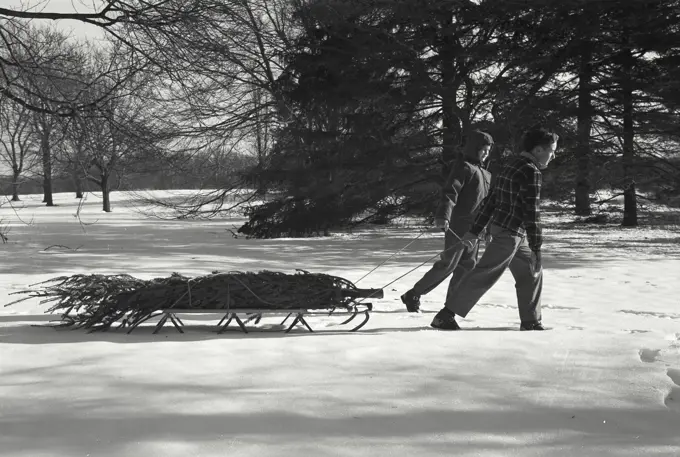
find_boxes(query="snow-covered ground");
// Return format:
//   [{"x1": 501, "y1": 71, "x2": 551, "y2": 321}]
[{"x1": 1, "y1": 190, "x2": 679, "y2": 457}]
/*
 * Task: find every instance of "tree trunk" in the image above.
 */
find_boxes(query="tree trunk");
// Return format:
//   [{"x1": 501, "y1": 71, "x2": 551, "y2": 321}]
[
  {"x1": 575, "y1": 43, "x2": 593, "y2": 216},
  {"x1": 74, "y1": 138, "x2": 86, "y2": 198},
  {"x1": 41, "y1": 124, "x2": 54, "y2": 206},
  {"x1": 441, "y1": 86, "x2": 461, "y2": 168},
  {"x1": 439, "y1": 14, "x2": 463, "y2": 175},
  {"x1": 73, "y1": 169, "x2": 84, "y2": 199},
  {"x1": 101, "y1": 173, "x2": 111, "y2": 212},
  {"x1": 621, "y1": 38, "x2": 637, "y2": 227},
  {"x1": 11, "y1": 168, "x2": 21, "y2": 201}
]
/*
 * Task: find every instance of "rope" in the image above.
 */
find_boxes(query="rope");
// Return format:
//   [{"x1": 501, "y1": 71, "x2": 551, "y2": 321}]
[
  {"x1": 227, "y1": 272, "x2": 282, "y2": 308},
  {"x1": 181, "y1": 227, "x2": 472, "y2": 311},
  {"x1": 167, "y1": 278, "x2": 194, "y2": 310},
  {"x1": 354, "y1": 228, "x2": 428, "y2": 284},
  {"x1": 355, "y1": 233, "x2": 469, "y2": 304}
]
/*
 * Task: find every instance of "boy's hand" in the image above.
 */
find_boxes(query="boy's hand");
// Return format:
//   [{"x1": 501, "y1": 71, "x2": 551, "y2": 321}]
[
  {"x1": 483, "y1": 229, "x2": 493, "y2": 244},
  {"x1": 434, "y1": 218, "x2": 449, "y2": 231},
  {"x1": 531, "y1": 250, "x2": 542, "y2": 276},
  {"x1": 461, "y1": 232, "x2": 479, "y2": 250}
]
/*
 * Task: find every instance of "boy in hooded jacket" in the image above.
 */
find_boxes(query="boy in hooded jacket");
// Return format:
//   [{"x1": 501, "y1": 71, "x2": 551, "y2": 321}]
[{"x1": 401, "y1": 130, "x2": 493, "y2": 312}]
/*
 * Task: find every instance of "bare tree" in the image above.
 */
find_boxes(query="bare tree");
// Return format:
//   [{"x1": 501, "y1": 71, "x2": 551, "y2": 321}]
[
  {"x1": 61, "y1": 105, "x2": 158, "y2": 212},
  {"x1": 55, "y1": 44, "x2": 169, "y2": 212},
  {"x1": 0, "y1": 97, "x2": 39, "y2": 200},
  {"x1": 0, "y1": 2, "x2": 168, "y2": 115},
  {"x1": 98, "y1": 0, "x2": 299, "y2": 215},
  {"x1": 3, "y1": 1, "x2": 299, "y2": 215},
  {"x1": 13, "y1": 25, "x2": 86, "y2": 206},
  {"x1": 33, "y1": 110, "x2": 57, "y2": 205}
]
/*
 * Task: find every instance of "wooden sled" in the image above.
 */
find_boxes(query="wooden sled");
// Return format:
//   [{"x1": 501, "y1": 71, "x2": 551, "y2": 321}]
[
  {"x1": 123, "y1": 303, "x2": 373, "y2": 334},
  {"x1": 122, "y1": 287, "x2": 381, "y2": 335}
]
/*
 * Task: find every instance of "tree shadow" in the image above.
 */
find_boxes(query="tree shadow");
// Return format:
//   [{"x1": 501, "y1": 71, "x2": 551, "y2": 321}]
[
  {"x1": 0, "y1": 314, "x2": 55, "y2": 322},
  {"x1": 0, "y1": 317, "x2": 391, "y2": 344},
  {"x1": 2, "y1": 205, "x2": 650, "y2": 281},
  {"x1": 371, "y1": 309, "x2": 437, "y2": 315},
  {"x1": 0, "y1": 397, "x2": 676, "y2": 456},
  {"x1": 0, "y1": 315, "x2": 551, "y2": 345},
  {"x1": 361, "y1": 325, "x2": 518, "y2": 333}
]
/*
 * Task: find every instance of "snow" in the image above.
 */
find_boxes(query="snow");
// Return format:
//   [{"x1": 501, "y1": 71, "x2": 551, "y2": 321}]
[{"x1": 1, "y1": 190, "x2": 679, "y2": 457}]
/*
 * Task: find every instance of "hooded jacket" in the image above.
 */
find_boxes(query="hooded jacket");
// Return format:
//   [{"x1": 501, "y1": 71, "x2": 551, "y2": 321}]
[{"x1": 434, "y1": 130, "x2": 493, "y2": 236}]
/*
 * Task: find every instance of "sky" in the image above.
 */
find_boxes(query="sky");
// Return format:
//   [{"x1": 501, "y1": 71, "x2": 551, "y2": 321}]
[
  {"x1": 0, "y1": 2, "x2": 107, "y2": 175},
  {"x1": 5, "y1": 0, "x2": 104, "y2": 39}
]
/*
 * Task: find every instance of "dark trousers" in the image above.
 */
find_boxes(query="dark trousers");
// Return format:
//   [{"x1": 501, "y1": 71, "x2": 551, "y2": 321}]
[
  {"x1": 411, "y1": 229, "x2": 479, "y2": 302},
  {"x1": 444, "y1": 224, "x2": 542, "y2": 322}
]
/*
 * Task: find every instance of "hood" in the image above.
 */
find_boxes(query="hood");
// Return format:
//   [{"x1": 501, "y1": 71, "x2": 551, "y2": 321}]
[{"x1": 463, "y1": 130, "x2": 494, "y2": 164}]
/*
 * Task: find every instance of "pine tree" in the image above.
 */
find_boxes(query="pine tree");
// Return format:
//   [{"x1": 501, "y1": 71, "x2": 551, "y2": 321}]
[
  {"x1": 597, "y1": 1, "x2": 680, "y2": 225},
  {"x1": 240, "y1": 0, "x2": 514, "y2": 237}
]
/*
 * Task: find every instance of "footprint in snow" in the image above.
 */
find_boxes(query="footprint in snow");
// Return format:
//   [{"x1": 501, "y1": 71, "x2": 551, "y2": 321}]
[
  {"x1": 671, "y1": 334, "x2": 680, "y2": 349},
  {"x1": 638, "y1": 348, "x2": 661, "y2": 363},
  {"x1": 619, "y1": 310, "x2": 680, "y2": 320},
  {"x1": 664, "y1": 368, "x2": 680, "y2": 411},
  {"x1": 479, "y1": 303, "x2": 512, "y2": 309},
  {"x1": 544, "y1": 304, "x2": 580, "y2": 310}
]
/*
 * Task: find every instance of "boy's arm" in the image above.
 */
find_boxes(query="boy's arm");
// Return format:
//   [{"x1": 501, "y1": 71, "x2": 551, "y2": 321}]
[
  {"x1": 469, "y1": 189, "x2": 496, "y2": 237},
  {"x1": 434, "y1": 164, "x2": 467, "y2": 223},
  {"x1": 522, "y1": 167, "x2": 543, "y2": 252}
]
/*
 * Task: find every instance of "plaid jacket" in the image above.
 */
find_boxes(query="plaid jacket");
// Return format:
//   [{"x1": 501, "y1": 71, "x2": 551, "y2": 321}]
[{"x1": 470, "y1": 153, "x2": 543, "y2": 252}]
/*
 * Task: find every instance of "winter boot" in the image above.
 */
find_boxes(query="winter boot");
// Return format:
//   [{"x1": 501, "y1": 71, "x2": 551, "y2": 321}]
[
  {"x1": 400, "y1": 290, "x2": 421, "y2": 313},
  {"x1": 520, "y1": 321, "x2": 545, "y2": 331},
  {"x1": 431, "y1": 308, "x2": 461, "y2": 330}
]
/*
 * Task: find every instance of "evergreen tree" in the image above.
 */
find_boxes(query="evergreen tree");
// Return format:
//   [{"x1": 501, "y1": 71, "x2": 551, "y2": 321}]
[
  {"x1": 597, "y1": 1, "x2": 680, "y2": 225},
  {"x1": 240, "y1": 0, "x2": 512, "y2": 237}
]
